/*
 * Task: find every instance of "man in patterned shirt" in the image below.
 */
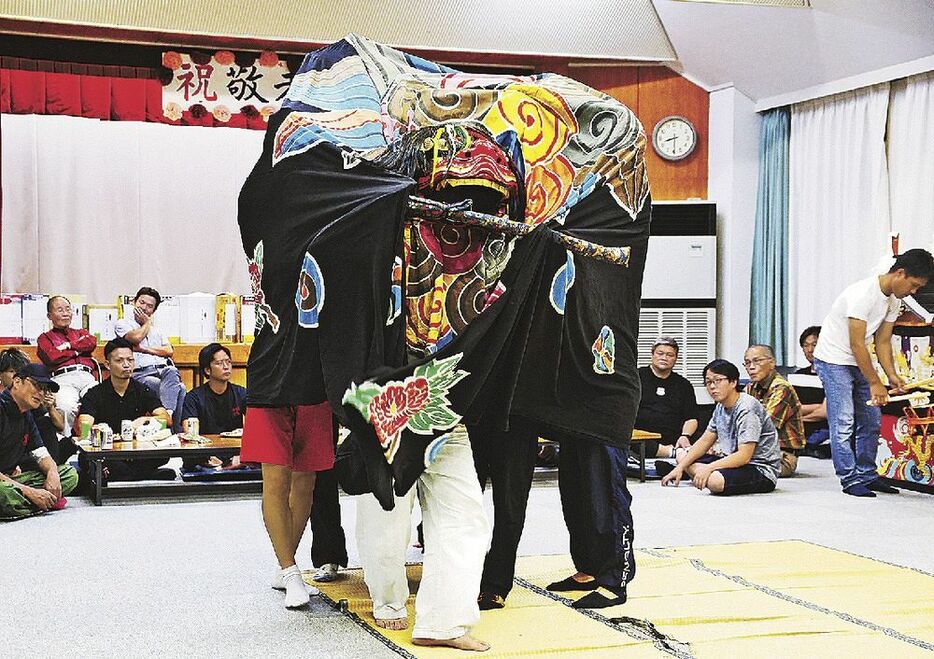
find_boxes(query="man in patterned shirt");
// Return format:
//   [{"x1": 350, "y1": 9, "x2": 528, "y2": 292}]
[{"x1": 743, "y1": 344, "x2": 805, "y2": 477}]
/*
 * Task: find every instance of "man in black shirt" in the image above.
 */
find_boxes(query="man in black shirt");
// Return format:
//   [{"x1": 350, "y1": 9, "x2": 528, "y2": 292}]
[
  {"x1": 77, "y1": 338, "x2": 172, "y2": 481},
  {"x1": 0, "y1": 348, "x2": 72, "y2": 463},
  {"x1": 795, "y1": 326, "x2": 829, "y2": 441},
  {"x1": 180, "y1": 343, "x2": 247, "y2": 469},
  {"x1": 636, "y1": 337, "x2": 698, "y2": 459},
  {"x1": 0, "y1": 363, "x2": 78, "y2": 520}
]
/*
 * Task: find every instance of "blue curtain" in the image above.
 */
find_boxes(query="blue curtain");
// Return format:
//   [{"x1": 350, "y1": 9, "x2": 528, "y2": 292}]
[{"x1": 750, "y1": 107, "x2": 790, "y2": 364}]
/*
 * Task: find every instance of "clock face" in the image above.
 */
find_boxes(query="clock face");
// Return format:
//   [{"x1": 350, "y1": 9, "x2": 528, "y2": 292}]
[{"x1": 652, "y1": 116, "x2": 697, "y2": 161}]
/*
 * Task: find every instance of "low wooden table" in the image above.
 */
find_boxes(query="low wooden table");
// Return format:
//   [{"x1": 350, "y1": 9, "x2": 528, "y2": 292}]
[
  {"x1": 535, "y1": 430, "x2": 662, "y2": 482},
  {"x1": 630, "y1": 429, "x2": 663, "y2": 482},
  {"x1": 77, "y1": 434, "x2": 260, "y2": 505}
]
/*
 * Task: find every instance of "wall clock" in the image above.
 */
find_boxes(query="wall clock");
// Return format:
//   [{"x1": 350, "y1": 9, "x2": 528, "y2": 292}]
[{"x1": 652, "y1": 115, "x2": 697, "y2": 161}]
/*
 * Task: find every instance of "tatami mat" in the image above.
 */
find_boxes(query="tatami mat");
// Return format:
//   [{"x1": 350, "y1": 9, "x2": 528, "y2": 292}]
[{"x1": 308, "y1": 541, "x2": 934, "y2": 658}]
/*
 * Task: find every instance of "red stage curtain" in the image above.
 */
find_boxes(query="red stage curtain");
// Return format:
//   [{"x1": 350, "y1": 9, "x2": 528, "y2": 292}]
[
  {"x1": 0, "y1": 69, "x2": 10, "y2": 113},
  {"x1": 8, "y1": 70, "x2": 46, "y2": 114},
  {"x1": 45, "y1": 72, "x2": 82, "y2": 115},
  {"x1": 0, "y1": 69, "x2": 266, "y2": 130},
  {"x1": 80, "y1": 75, "x2": 111, "y2": 119},
  {"x1": 111, "y1": 78, "x2": 147, "y2": 121}
]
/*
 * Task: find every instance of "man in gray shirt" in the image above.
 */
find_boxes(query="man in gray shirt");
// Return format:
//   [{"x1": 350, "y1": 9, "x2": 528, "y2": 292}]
[{"x1": 659, "y1": 359, "x2": 780, "y2": 495}]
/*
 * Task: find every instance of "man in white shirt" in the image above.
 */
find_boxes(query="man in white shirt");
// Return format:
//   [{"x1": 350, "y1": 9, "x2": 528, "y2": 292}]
[
  {"x1": 113, "y1": 287, "x2": 186, "y2": 430},
  {"x1": 813, "y1": 249, "x2": 934, "y2": 497}
]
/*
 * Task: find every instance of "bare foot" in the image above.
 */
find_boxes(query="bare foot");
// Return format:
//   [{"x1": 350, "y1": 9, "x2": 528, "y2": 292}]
[
  {"x1": 412, "y1": 635, "x2": 490, "y2": 652},
  {"x1": 375, "y1": 617, "x2": 408, "y2": 631},
  {"x1": 572, "y1": 572, "x2": 595, "y2": 583}
]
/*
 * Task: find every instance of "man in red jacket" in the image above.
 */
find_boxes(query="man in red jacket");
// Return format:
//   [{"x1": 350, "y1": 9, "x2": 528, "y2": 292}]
[{"x1": 36, "y1": 295, "x2": 98, "y2": 437}]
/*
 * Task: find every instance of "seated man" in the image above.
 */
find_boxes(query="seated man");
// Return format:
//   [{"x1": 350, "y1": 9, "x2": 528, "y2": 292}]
[
  {"x1": 113, "y1": 287, "x2": 185, "y2": 429},
  {"x1": 37, "y1": 295, "x2": 98, "y2": 438},
  {"x1": 637, "y1": 336, "x2": 698, "y2": 459},
  {"x1": 180, "y1": 343, "x2": 247, "y2": 470},
  {"x1": 0, "y1": 364, "x2": 78, "y2": 520},
  {"x1": 795, "y1": 326, "x2": 830, "y2": 449},
  {"x1": 77, "y1": 338, "x2": 173, "y2": 482},
  {"x1": 0, "y1": 348, "x2": 69, "y2": 463},
  {"x1": 659, "y1": 359, "x2": 781, "y2": 495},
  {"x1": 743, "y1": 344, "x2": 805, "y2": 477}
]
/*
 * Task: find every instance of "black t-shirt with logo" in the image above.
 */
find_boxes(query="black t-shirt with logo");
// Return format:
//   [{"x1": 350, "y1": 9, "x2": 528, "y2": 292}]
[
  {"x1": 635, "y1": 366, "x2": 697, "y2": 443},
  {"x1": 180, "y1": 383, "x2": 247, "y2": 435},
  {"x1": 79, "y1": 378, "x2": 162, "y2": 432},
  {"x1": 0, "y1": 389, "x2": 44, "y2": 475}
]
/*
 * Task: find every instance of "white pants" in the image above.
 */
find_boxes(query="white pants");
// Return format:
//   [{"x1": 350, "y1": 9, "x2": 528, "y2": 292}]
[
  {"x1": 356, "y1": 425, "x2": 491, "y2": 640},
  {"x1": 53, "y1": 369, "x2": 97, "y2": 436}
]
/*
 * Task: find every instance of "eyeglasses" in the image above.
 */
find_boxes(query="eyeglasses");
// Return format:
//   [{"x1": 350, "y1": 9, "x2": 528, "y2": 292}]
[
  {"x1": 211, "y1": 359, "x2": 232, "y2": 367},
  {"x1": 704, "y1": 376, "x2": 730, "y2": 387},
  {"x1": 743, "y1": 357, "x2": 772, "y2": 367}
]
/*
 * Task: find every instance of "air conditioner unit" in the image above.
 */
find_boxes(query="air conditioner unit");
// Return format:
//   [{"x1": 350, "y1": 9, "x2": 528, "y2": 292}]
[{"x1": 639, "y1": 201, "x2": 717, "y2": 403}]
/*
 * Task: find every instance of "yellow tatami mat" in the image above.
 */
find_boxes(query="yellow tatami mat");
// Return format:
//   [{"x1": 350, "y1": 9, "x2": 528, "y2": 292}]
[{"x1": 309, "y1": 541, "x2": 934, "y2": 658}]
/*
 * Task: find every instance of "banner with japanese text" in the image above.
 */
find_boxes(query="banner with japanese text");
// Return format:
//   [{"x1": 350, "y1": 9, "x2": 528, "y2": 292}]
[{"x1": 161, "y1": 50, "x2": 291, "y2": 127}]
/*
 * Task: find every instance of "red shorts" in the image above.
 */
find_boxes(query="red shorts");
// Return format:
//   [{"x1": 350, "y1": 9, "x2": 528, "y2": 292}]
[{"x1": 241, "y1": 403, "x2": 335, "y2": 472}]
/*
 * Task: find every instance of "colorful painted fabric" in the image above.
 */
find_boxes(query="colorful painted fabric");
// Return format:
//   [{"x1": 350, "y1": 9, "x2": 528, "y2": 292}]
[{"x1": 239, "y1": 35, "x2": 651, "y2": 508}]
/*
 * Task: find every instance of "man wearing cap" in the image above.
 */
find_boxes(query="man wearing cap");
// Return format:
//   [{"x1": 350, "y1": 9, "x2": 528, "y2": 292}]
[
  {"x1": 1, "y1": 348, "x2": 71, "y2": 463},
  {"x1": 37, "y1": 295, "x2": 98, "y2": 437},
  {"x1": 636, "y1": 337, "x2": 698, "y2": 460},
  {"x1": 0, "y1": 363, "x2": 79, "y2": 520}
]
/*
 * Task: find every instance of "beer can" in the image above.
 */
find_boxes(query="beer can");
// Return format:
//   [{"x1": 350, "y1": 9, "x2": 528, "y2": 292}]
[
  {"x1": 101, "y1": 426, "x2": 113, "y2": 449},
  {"x1": 186, "y1": 418, "x2": 199, "y2": 437},
  {"x1": 121, "y1": 420, "x2": 134, "y2": 442}
]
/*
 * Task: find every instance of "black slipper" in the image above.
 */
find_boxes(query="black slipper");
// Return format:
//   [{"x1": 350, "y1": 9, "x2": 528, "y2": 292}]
[
  {"x1": 546, "y1": 576, "x2": 599, "y2": 592},
  {"x1": 477, "y1": 592, "x2": 505, "y2": 610},
  {"x1": 571, "y1": 591, "x2": 627, "y2": 609},
  {"x1": 867, "y1": 479, "x2": 899, "y2": 494}
]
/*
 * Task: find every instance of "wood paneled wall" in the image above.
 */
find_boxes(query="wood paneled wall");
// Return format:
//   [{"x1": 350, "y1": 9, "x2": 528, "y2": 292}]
[
  {"x1": 0, "y1": 34, "x2": 709, "y2": 201},
  {"x1": 572, "y1": 66, "x2": 709, "y2": 201}
]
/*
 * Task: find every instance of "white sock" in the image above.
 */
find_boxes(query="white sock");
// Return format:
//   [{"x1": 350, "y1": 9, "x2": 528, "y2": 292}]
[
  {"x1": 281, "y1": 565, "x2": 316, "y2": 608},
  {"x1": 271, "y1": 567, "x2": 285, "y2": 591}
]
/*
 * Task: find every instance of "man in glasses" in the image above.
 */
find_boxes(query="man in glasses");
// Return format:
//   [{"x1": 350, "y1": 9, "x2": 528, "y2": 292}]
[
  {"x1": 0, "y1": 363, "x2": 79, "y2": 520},
  {"x1": 37, "y1": 295, "x2": 98, "y2": 440},
  {"x1": 743, "y1": 345, "x2": 805, "y2": 477},
  {"x1": 180, "y1": 343, "x2": 247, "y2": 470},
  {"x1": 658, "y1": 359, "x2": 781, "y2": 496}
]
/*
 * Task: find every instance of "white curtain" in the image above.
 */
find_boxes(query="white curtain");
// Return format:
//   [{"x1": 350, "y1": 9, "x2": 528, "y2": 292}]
[
  {"x1": 887, "y1": 71, "x2": 934, "y2": 254},
  {"x1": 786, "y1": 83, "x2": 891, "y2": 363},
  {"x1": 1, "y1": 114, "x2": 262, "y2": 302}
]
